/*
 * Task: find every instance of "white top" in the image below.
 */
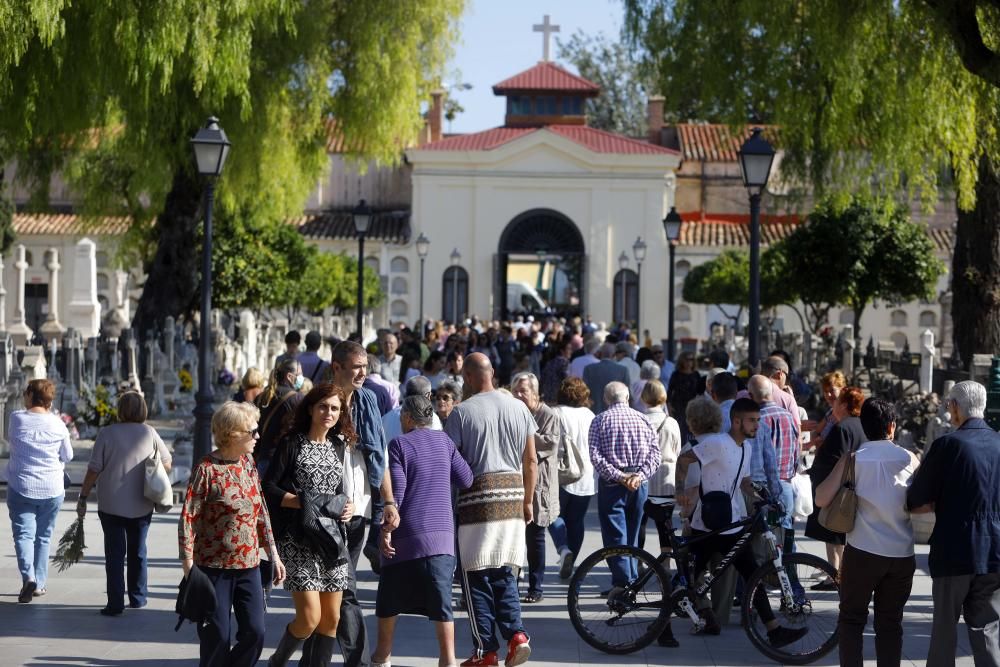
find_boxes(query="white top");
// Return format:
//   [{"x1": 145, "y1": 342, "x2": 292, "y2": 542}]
[
  {"x1": 848, "y1": 440, "x2": 918, "y2": 558},
  {"x1": 338, "y1": 443, "x2": 372, "y2": 520},
  {"x1": 6, "y1": 410, "x2": 73, "y2": 499},
  {"x1": 382, "y1": 407, "x2": 442, "y2": 444},
  {"x1": 691, "y1": 433, "x2": 751, "y2": 535},
  {"x1": 555, "y1": 405, "x2": 596, "y2": 497},
  {"x1": 645, "y1": 409, "x2": 682, "y2": 497}
]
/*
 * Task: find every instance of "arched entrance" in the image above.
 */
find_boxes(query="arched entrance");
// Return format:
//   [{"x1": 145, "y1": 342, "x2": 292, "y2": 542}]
[{"x1": 496, "y1": 209, "x2": 585, "y2": 319}]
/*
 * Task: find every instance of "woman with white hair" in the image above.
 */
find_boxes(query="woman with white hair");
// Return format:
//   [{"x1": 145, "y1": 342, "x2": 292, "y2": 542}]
[{"x1": 631, "y1": 360, "x2": 662, "y2": 412}]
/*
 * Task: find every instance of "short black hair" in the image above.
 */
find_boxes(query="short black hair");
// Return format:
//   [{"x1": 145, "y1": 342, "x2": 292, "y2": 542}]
[
  {"x1": 712, "y1": 372, "x2": 738, "y2": 401},
  {"x1": 729, "y1": 397, "x2": 760, "y2": 421},
  {"x1": 285, "y1": 330, "x2": 301, "y2": 346},
  {"x1": 709, "y1": 349, "x2": 730, "y2": 369},
  {"x1": 304, "y1": 330, "x2": 322, "y2": 351},
  {"x1": 860, "y1": 398, "x2": 896, "y2": 441}
]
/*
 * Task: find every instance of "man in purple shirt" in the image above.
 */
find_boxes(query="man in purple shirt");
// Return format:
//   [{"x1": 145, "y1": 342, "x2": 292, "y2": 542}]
[{"x1": 588, "y1": 381, "x2": 660, "y2": 587}]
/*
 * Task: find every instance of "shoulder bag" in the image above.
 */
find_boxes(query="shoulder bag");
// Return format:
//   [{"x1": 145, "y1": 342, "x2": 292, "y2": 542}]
[
  {"x1": 143, "y1": 432, "x2": 174, "y2": 513},
  {"x1": 818, "y1": 450, "x2": 857, "y2": 533},
  {"x1": 698, "y1": 443, "x2": 745, "y2": 531},
  {"x1": 557, "y1": 418, "x2": 586, "y2": 486}
]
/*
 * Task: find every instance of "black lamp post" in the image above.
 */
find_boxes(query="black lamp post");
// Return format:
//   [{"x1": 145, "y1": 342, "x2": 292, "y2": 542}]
[
  {"x1": 450, "y1": 248, "x2": 461, "y2": 323},
  {"x1": 190, "y1": 116, "x2": 231, "y2": 462},
  {"x1": 617, "y1": 251, "x2": 628, "y2": 324},
  {"x1": 632, "y1": 237, "x2": 646, "y2": 336},
  {"x1": 415, "y1": 233, "x2": 430, "y2": 331},
  {"x1": 353, "y1": 199, "x2": 372, "y2": 339},
  {"x1": 662, "y1": 206, "x2": 682, "y2": 362},
  {"x1": 737, "y1": 127, "x2": 776, "y2": 369}
]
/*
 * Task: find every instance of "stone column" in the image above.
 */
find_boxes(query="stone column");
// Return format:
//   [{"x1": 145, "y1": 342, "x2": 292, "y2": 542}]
[
  {"x1": 164, "y1": 316, "x2": 176, "y2": 374},
  {"x1": 9, "y1": 245, "x2": 32, "y2": 343},
  {"x1": 842, "y1": 325, "x2": 855, "y2": 377},
  {"x1": 40, "y1": 248, "x2": 66, "y2": 342},
  {"x1": 919, "y1": 329, "x2": 935, "y2": 394}
]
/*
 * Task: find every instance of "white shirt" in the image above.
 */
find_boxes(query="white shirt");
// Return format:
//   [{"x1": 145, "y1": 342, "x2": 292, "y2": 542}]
[
  {"x1": 6, "y1": 410, "x2": 73, "y2": 499},
  {"x1": 645, "y1": 409, "x2": 682, "y2": 497},
  {"x1": 382, "y1": 408, "x2": 442, "y2": 444},
  {"x1": 555, "y1": 405, "x2": 596, "y2": 497},
  {"x1": 337, "y1": 443, "x2": 372, "y2": 520},
  {"x1": 848, "y1": 440, "x2": 918, "y2": 558},
  {"x1": 691, "y1": 433, "x2": 751, "y2": 535}
]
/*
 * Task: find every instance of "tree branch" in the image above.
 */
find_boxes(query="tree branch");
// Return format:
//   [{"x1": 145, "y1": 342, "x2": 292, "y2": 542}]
[{"x1": 924, "y1": 0, "x2": 1000, "y2": 87}]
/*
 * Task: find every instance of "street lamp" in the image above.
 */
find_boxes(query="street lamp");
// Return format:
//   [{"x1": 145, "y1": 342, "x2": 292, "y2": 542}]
[
  {"x1": 632, "y1": 236, "x2": 647, "y2": 336},
  {"x1": 617, "y1": 251, "x2": 629, "y2": 325},
  {"x1": 662, "y1": 207, "x2": 683, "y2": 362},
  {"x1": 352, "y1": 199, "x2": 372, "y2": 340},
  {"x1": 737, "y1": 127, "x2": 776, "y2": 368},
  {"x1": 190, "y1": 116, "x2": 230, "y2": 462},
  {"x1": 415, "y1": 233, "x2": 430, "y2": 331},
  {"x1": 450, "y1": 248, "x2": 462, "y2": 324}
]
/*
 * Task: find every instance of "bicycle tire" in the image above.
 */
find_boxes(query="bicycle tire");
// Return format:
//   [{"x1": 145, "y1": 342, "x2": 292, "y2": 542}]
[
  {"x1": 567, "y1": 545, "x2": 671, "y2": 655},
  {"x1": 741, "y1": 552, "x2": 840, "y2": 665}
]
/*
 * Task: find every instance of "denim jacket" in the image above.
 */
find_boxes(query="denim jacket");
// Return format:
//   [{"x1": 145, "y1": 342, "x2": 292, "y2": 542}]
[{"x1": 352, "y1": 386, "x2": 387, "y2": 491}]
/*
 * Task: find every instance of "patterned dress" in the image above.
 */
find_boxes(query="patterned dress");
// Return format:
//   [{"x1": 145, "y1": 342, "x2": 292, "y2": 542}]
[{"x1": 278, "y1": 439, "x2": 349, "y2": 592}]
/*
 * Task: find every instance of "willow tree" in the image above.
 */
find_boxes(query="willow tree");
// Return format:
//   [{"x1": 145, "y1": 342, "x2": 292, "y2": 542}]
[
  {"x1": 624, "y1": 0, "x2": 1000, "y2": 366},
  {"x1": 0, "y1": 0, "x2": 463, "y2": 334}
]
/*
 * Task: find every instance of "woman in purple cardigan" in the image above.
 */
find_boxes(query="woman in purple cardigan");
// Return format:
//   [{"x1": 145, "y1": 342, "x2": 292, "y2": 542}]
[{"x1": 371, "y1": 395, "x2": 474, "y2": 667}]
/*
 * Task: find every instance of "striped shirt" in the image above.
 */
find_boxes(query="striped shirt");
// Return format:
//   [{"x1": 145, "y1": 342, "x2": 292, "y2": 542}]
[
  {"x1": 6, "y1": 410, "x2": 73, "y2": 499},
  {"x1": 759, "y1": 401, "x2": 800, "y2": 481},
  {"x1": 588, "y1": 402, "x2": 661, "y2": 483}
]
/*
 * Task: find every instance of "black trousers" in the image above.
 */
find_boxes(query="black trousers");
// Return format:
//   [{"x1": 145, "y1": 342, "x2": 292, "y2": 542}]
[
  {"x1": 691, "y1": 529, "x2": 774, "y2": 624},
  {"x1": 198, "y1": 566, "x2": 266, "y2": 667},
  {"x1": 838, "y1": 544, "x2": 915, "y2": 667}
]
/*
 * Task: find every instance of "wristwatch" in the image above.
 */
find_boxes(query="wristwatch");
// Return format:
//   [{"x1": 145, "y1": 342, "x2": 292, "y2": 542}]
[{"x1": 383, "y1": 501, "x2": 396, "y2": 507}]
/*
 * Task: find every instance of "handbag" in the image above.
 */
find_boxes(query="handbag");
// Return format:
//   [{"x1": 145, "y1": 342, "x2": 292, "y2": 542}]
[
  {"x1": 143, "y1": 437, "x2": 174, "y2": 513},
  {"x1": 818, "y1": 451, "x2": 857, "y2": 533},
  {"x1": 557, "y1": 421, "x2": 586, "y2": 486},
  {"x1": 299, "y1": 490, "x2": 350, "y2": 566},
  {"x1": 698, "y1": 443, "x2": 745, "y2": 531}
]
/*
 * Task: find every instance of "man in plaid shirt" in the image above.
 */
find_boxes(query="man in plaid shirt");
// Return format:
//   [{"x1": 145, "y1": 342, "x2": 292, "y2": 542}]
[{"x1": 589, "y1": 382, "x2": 660, "y2": 587}]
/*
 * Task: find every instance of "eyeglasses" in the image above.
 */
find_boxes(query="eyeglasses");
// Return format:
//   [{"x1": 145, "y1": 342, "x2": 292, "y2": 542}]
[
  {"x1": 241, "y1": 428, "x2": 260, "y2": 437},
  {"x1": 436, "y1": 396, "x2": 455, "y2": 403}
]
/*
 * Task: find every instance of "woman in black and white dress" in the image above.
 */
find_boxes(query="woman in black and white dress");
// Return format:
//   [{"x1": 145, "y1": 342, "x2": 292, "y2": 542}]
[{"x1": 263, "y1": 384, "x2": 355, "y2": 667}]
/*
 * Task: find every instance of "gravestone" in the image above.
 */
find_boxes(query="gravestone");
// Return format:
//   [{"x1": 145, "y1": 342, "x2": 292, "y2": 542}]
[
  {"x1": 65, "y1": 238, "x2": 102, "y2": 338},
  {"x1": 40, "y1": 248, "x2": 66, "y2": 341},
  {"x1": 21, "y1": 345, "x2": 47, "y2": 380}
]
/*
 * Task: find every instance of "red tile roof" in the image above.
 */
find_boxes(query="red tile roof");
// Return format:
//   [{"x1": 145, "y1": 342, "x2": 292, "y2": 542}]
[
  {"x1": 13, "y1": 213, "x2": 130, "y2": 236},
  {"x1": 493, "y1": 62, "x2": 601, "y2": 95},
  {"x1": 676, "y1": 123, "x2": 779, "y2": 162},
  {"x1": 418, "y1": 125, "x2": 678, "y2": 155}
]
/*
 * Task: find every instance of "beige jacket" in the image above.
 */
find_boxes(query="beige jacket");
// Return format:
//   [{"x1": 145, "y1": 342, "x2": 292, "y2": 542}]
[{"x1": 531, "y1": 403, "x2": 562, "y2": 527}]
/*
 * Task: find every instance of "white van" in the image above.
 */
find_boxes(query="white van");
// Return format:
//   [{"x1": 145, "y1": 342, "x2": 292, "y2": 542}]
[{"x1": 507, "y1": 282, "x2": 548, "y2": 312}]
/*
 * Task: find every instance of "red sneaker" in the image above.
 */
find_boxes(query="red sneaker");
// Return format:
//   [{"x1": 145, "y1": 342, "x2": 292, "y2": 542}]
[
  {"x1": 460, "y1": 652, "x2": 499, "y2": 667},
  {"x1": 505, "y1": 632, "x2": 531, "y2": 667}
]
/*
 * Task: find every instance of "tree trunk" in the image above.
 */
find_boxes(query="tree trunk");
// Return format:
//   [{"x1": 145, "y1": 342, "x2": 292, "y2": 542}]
[
  {"x1": 133, "y1": 168, "x2": 203, "y2": 338},
  {"x1": 952, "y1": 156, "x2": 1000, "y2": 368}
]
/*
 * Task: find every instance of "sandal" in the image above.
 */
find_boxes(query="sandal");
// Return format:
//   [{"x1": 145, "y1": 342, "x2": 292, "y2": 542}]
[{"x1": 520, "y1": 592, "x2": 544, "y2": 604}]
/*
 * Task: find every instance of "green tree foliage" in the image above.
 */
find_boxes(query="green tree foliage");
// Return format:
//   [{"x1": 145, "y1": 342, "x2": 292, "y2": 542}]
[
  {"x1": 623, "y1": 0, "x2": 1000, "y2": 363},
  {"x1": 681, "y1": 247, "x2": 790, "y2": 325},
  {"x1": 0, "y1": 0, "x2": 463, "y2": 333},
  {"x1": 557, "y1": 32, "x2": 648, "y2": 136}
]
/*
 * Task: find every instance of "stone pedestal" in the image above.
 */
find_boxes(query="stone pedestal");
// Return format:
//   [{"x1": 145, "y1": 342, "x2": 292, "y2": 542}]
[
  {"x1": 40, "y1": 248, "x2": 66, "y2": 342},
  {"x1": 65, "y1": 238, "x2": 101, "y2": 338},
  {"x1": 8, "y1": 245, "x2": 32, "y2": 343},
  {"x1": 21, "y1": 345, "x2": 47, "y2": 380},
  {"x1": 919, "y1": 329, "x2": 935, "y2": 394},
  {"x1": 841, "y1": 325, "x2": 855, "y2": 377}
]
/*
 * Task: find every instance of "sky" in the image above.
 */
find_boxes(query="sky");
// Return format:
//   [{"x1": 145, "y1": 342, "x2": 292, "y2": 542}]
[{"x1": 445, "y1": 0, "x2": 624, "y2": 134}]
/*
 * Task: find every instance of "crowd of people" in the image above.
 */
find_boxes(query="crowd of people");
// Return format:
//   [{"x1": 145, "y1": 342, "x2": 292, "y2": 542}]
[{"x1": 6, "y1": 315, "x2": 1000, "y2": 667}]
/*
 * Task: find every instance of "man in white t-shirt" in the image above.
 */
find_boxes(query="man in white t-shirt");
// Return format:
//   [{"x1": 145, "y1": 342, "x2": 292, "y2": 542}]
[{"x1": 676, "y1": 398, "x2": 807, "y2": 648}]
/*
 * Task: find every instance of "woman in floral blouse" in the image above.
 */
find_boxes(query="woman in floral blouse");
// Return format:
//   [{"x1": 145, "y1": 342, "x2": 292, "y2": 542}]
[{"x1": 179, "y1": 401, "x2": 286, "y2": 667}]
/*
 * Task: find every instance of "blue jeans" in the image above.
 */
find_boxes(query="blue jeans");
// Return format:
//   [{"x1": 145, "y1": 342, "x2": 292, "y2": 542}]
[
  {"x1": 98, "y1": 511, "x2": 152, "y2": 610},
  {"x1": 597, "y1": 479, "x2": 648, "y2": 586},
  {"x1": 462, "y1": 566, "x2": 527, "y2": 655},
  {"x1": 547, "y1": 489, "x2": 592, "y2": 557},
  {"x1": 7, "y1": 489, "x2": 63, "y2": 589},
  {"x1": 198, "y1": 566, "x2": 266, "y2": 667}
]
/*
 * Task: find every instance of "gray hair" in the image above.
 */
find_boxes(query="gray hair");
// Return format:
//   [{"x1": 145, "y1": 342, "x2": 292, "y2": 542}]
[
  {"x1": 367, "y1": 354, "x2": 382, "y2": 375},
  {"x1": 511, "y1": 372, "x2": 539, "y2": 396},
  {"x1": 604, "y1": 381, "x2": 630, "y2": 406},
  {"x1": 584, "y1": 338, "x2": 602, "y2": 355},
  {"x1": 437, "y1": 379, "x2": 462, "y2": 400},
  {"x1": 403, "y1": 375, "x2": 432, "y2": 397},
  {"x1": 639, "y1": 360, "x2": 660, "y2": 381},
  {"x1": 598, "y1": 342, "x2": 617, "y2": 359},
  {"x1": 401, "y1": 395, "x2": 435, "y2": 426},
  {"x1": 762, "y1": 355, "x2": 789, "y2": 376},
  {"x1": 949, "y1": 381, "x2": 987, "y2": 419},
  {"x1": 686, "y1": 397, "x2": 723, "y2": 436},
  {"x1": 747, "y1": 374, "x2": 773, "y2": 402}
]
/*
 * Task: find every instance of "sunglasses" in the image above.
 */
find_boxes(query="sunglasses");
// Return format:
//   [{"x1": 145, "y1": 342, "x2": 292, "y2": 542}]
[{"x1": 241, "y1": 428, "x2": 260, "y2": 437}]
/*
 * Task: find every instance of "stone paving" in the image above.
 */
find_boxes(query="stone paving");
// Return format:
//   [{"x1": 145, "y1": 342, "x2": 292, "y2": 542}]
[{"x1": 0, "y1": 436, "x2": 978, "y2": 666}]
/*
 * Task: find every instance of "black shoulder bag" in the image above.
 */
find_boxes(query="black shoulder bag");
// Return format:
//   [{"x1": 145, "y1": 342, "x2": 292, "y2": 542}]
[{"x1": 698, "y1": 443, "x2": 746, "y2": 531}]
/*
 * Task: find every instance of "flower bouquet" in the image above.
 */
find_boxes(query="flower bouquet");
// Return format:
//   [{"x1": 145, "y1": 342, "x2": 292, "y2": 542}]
[
  {"x1": 178, "y1": 369, "x2": 194, "y2": 393},
  {"x1": 76, "y1": 383, "x2": 118, "y2": 428}
]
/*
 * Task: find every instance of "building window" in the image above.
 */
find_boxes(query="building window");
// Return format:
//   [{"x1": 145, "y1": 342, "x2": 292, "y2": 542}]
[
  {"x1": 535, "y1": 96, "x2": 557, "y2": 115},
  {"x1": 391, "y1": 277, "x2": 408, "y2": 295},
  {"x1": 613, "y1": 269, "x2": 639, "y2": 325},
  {"x1": 561, "y1": 97, "x2": 583, "y2": 115},
  {"x1": 509, "y1": 96, "x2": 532, "y2": 115},
  {"x1": 442, "y1": 266, "x2": 469, "y2": 323},
  {"x1": 919, "y1": 310, "x2": 937, "y2": 327},
  {"x1": 890, "y1": 309, "x2": 908, "y2": 327},
  {"x1": 675, "y1": 305, "x2": 692, "y2": 322},
  {"x1": 675, "y1": 260, "x2": 691, "y2": 279},
  {"x1": 390, "y1": 299, "x2": 408, "y2": 319},
  {"x1": 838, "y1": 310, "x2": 854, "y2": 325},
  {"x1": 390, "y1": 256, "x2": 409, "y2": 273},
  {"x1": 891, "y1": 332, "x2": 908, "y2": 352}
]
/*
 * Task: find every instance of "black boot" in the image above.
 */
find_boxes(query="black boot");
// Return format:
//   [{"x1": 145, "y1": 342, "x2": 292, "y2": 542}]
[
  {"x1": 303, "y1": 633, "x2": 337, "y2": 667},
  {"x1": 269, "y1": 625, "x2": 306, "y2": 667}
]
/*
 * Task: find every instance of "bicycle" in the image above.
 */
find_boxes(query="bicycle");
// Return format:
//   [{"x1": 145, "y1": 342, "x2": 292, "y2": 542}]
[{"x1": 566, "y1": 486, "x2": 840, "y2": 664}]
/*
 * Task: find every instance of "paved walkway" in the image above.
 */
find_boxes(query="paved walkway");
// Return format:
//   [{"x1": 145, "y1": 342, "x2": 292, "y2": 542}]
[{"x1": 0, "y1": 491, "x2": 979, "y2": 667}]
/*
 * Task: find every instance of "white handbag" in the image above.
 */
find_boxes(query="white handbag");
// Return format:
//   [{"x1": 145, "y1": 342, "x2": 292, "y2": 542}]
[
  {"x1": 143, "y1": 441, "x2": 174, "y2": 513},
  {"x1": 791, "y1": 472, "x2": 814, "y2": 520}
]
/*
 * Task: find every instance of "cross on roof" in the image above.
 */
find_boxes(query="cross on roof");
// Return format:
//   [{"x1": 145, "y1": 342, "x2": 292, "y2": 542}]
[{"x1": 533, "y1": 15, "x2": 560, "y2": 62}]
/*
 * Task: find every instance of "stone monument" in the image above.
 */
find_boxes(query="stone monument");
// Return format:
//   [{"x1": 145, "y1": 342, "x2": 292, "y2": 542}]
[{"x1": 65, "y1": 238, "x2": 102, "y2": 338}]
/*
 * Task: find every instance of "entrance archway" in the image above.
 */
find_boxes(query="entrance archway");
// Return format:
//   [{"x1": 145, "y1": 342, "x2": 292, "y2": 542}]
[{"x1": 496, "y1": 209, "x2": 585, "y2": 319}]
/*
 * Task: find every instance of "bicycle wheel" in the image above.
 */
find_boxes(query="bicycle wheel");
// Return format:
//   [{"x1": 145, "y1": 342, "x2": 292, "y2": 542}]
[
  {"x1": 567, "y1": 545, "x2": 671, "y2": 654},
  {"x1": 741, "y1": 552, "x2": 840, "y2": 665}
]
